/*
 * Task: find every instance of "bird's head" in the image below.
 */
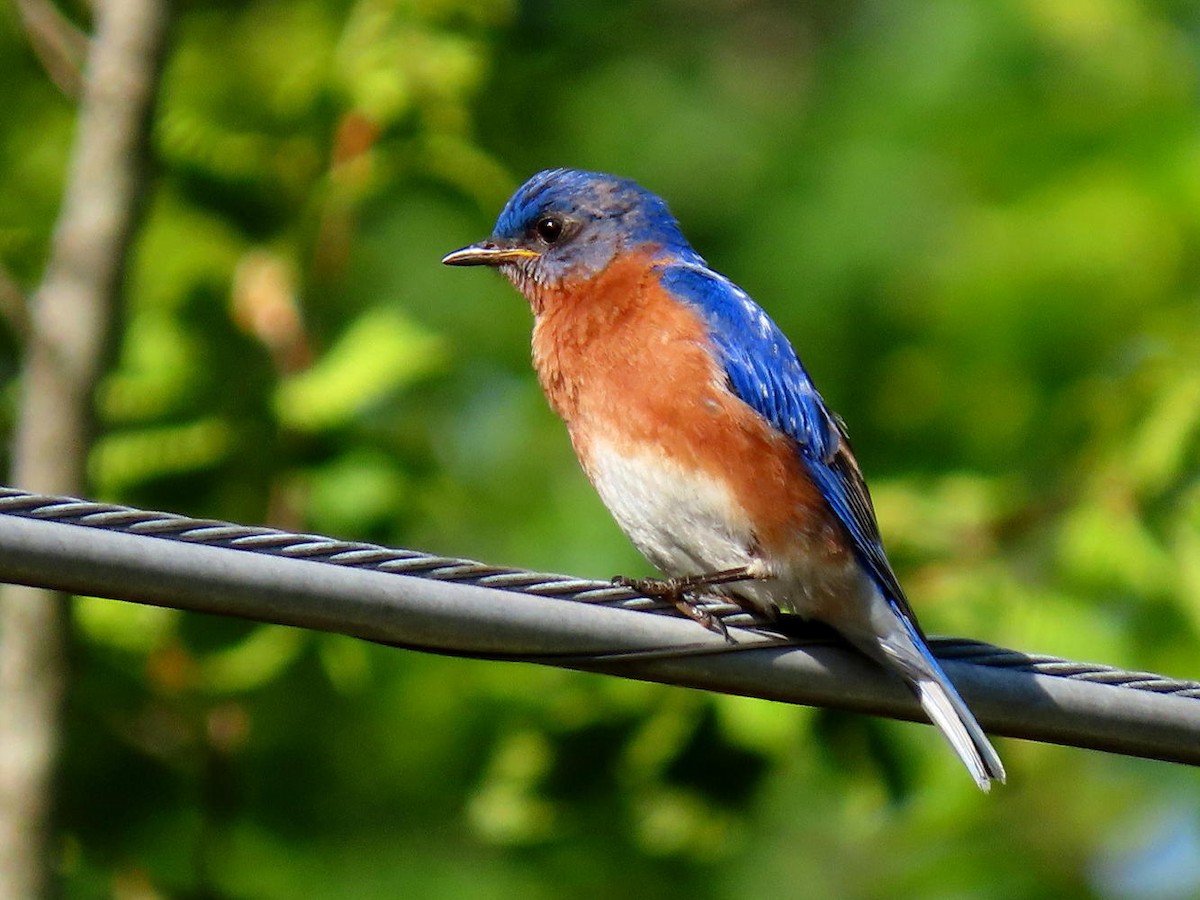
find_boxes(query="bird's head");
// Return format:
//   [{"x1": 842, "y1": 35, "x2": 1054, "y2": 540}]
[{"x1": 442, "y1": 169, "x2": 697, "y2": 305}]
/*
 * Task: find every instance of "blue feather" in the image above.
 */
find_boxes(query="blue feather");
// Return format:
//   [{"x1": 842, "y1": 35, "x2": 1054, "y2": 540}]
[{"x1": 658, "y1": 262, "x2": 915, "y2": 618}]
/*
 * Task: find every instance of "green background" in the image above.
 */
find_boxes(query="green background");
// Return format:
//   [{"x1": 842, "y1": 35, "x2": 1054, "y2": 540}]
[{"x1": 3, "y1": 0, "x2": 1200, "y2": 896}]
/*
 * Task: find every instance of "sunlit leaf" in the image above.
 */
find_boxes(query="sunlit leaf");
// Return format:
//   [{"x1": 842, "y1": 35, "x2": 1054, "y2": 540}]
[{"x1": 275, "y1": 307, "x2": 444, "y2": 430}]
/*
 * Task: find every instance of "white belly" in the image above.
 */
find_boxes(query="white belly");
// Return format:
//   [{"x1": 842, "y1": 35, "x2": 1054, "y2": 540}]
[
  {"x1": 586, "y1": 440, "x2": 755, "y2": 576},
  {"x1": 582, "y1": 439, "x2": 866, "y2": 621}
]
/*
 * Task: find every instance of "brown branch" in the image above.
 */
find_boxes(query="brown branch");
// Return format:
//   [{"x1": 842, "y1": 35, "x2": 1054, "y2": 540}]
[
  {"x1": 0, "y1": 1, "x2": 169, "y2": 897},
  {"x1": 14, "y1": 0, "x2": 90, "y2": 99},
  {"x1": 0, "y1": 263, "x2": 29, "y2": 340}
]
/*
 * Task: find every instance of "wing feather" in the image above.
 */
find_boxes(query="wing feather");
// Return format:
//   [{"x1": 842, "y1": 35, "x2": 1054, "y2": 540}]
[{"x1": 658, "y1": 263, "x2": 918, "y2": 624}]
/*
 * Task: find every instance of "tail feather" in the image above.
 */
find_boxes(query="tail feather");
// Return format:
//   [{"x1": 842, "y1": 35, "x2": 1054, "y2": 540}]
[
  {"x1": 892, "y1": 617, "x2": 1004, "y2": 791},
  {"x1": 857, "y1": 602, "x2": 1005, "y2": 791},
  {"x1": 911, "y1": 669, "x2": 1006, "y2": 791}
]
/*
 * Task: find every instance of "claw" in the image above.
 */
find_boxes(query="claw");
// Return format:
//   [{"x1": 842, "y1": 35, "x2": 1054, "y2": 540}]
[{"x1": 612, "y1": 573, "x2": 741, "y2": 643}]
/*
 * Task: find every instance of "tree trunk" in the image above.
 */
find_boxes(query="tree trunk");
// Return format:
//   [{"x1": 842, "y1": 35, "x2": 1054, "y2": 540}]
[{"x1": 0, "y1": 2, "x2": 168, "y2": 896}]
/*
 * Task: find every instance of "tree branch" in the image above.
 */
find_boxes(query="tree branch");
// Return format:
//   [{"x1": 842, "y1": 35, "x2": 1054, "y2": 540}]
[
  {"x1": 0, "y1": 263, "x2": 29, "y2": 341},
  {"x1": 0, "y1": 2, "x2": 168, "y2": 897},
  {"x1": 13, "y1": 0, "x2": 90, "y2": 99}
]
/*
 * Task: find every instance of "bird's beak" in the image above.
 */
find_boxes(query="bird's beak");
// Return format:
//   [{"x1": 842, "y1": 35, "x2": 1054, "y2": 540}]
[{"x1": 441, "y1": 241, "x2": 541, "y2": 267}]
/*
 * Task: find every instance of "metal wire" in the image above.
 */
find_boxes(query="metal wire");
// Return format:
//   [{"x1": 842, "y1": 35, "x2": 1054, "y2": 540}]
[
  {"x1": 2, "y1": 485, "x2": 1200, "y2": 766},
  {"x1": 0, "y1": 487, "x2": 749, "y2": 618},
  {"x1": 2, "y1": 486, "x2": 1197, "y2": 697}
]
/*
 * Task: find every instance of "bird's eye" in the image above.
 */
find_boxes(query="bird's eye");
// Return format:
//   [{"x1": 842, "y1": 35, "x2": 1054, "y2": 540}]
[{"x1": 534, "y1": 216, "x2": 564, "y2": 244}]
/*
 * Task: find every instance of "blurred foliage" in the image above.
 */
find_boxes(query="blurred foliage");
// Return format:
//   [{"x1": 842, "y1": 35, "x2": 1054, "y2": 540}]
[{"x1": 2, "y1": 0, "x2": 1200, "y2": 897}]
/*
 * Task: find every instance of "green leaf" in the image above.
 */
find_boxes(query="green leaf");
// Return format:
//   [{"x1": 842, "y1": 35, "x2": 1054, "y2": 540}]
[{"x1": 275, "y1": 307, "x2": 444, "y2": 431}]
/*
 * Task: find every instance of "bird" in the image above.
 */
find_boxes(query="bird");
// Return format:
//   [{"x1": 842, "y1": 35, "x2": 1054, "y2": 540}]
[{"x1": 442, "y1": 168, "x2": 1005, "y2": 791}]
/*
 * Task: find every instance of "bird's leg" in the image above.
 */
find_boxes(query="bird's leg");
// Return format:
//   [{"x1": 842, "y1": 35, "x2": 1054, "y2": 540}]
[
  {"x1": 616, "y1": 566, "x2": 757, "y2": 595},
  {"x1": 612, "y1": 566, "x2": 758, "y2": 642}
]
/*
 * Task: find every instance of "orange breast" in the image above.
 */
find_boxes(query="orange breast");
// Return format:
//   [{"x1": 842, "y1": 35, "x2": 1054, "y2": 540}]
[{"x1": 528, "y1": 253, "x2": 849, "y2": 566}]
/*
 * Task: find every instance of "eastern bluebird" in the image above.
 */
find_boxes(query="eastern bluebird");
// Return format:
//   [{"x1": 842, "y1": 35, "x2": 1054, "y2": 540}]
[{"x1": 443, "y1": 168, "x2": 1005, "y2": 791}]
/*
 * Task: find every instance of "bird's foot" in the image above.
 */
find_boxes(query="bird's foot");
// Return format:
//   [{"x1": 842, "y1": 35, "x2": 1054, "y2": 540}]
[{"x1": 612, "y1": 567, "x2": 756, "y2": 644}]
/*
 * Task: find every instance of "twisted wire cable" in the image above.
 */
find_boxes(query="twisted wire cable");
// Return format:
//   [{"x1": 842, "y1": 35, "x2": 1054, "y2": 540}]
[
  {"x1": 1, "y1": 486, "x2": 1197, "y2": 697},
  {"x1": 1, "y1": 485, "x2": 1199, "y2": 765}
]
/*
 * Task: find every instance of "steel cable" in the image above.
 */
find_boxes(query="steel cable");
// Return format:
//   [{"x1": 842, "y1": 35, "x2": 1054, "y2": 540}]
[{"x1": 1, "y1": 486, "x2": 1198, "y2": 765}]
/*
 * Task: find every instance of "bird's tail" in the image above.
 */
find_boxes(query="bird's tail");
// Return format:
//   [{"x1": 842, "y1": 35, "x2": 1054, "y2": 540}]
[{"x1": 863, "y1": 606, "x2": 1006, "y2": 792}]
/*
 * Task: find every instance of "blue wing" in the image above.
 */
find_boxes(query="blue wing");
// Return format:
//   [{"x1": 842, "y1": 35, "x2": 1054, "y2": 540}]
[{"x1": 658, "y1": 263, "x2": 916, "y2": 620}]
